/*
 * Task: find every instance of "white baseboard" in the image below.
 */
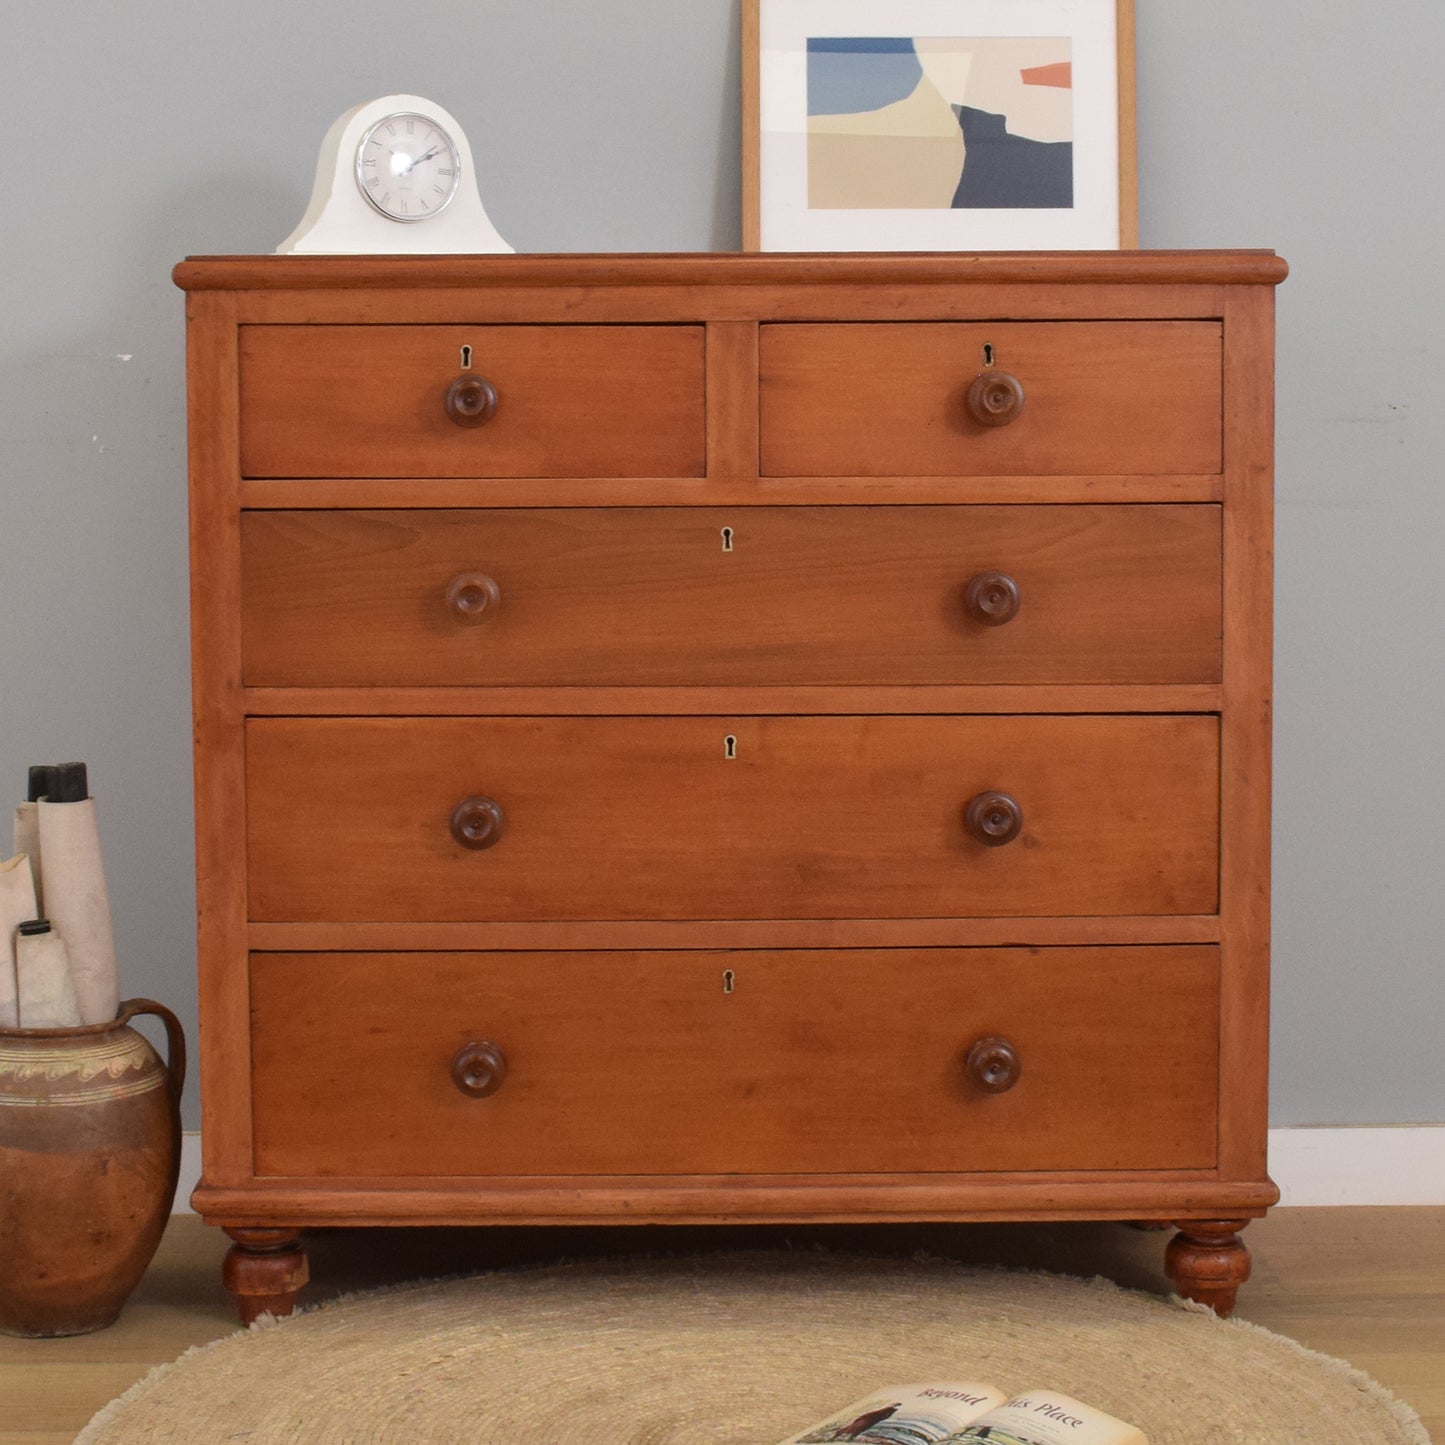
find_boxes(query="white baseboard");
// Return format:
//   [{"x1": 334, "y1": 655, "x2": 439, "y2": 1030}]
[
  {"x1": 1268, "y1": 1125, "x2": 1445, "y2": 1206},
  {"x1": 173, "y1": 1126, "x2": 1445, "y2": 1215},
  {"x1": 178, "y1": 1130, "x2": 201, "y2": 1212}
]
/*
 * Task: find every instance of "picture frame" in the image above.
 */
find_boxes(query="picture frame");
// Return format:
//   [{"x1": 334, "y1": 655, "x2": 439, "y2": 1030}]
[{"x1": 742, "y1": 0, "x2": 1137, "y2": 251}]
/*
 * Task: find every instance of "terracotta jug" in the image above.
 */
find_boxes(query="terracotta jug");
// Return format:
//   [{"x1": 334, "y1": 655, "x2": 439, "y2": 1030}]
[{"x1": 0, "y1": 998, "x2": 184, "y2": 1336}]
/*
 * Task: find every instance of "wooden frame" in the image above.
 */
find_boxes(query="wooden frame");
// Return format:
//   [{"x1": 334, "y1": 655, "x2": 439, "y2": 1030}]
[{"x1": 742, "y1": 0, "x2": 1137, "y2": 250}]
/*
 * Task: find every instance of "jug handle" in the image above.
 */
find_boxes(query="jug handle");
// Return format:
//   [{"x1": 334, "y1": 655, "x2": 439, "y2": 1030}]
[{"x1": 116, "y1": 998, "x2": 187, "y2": 1101}]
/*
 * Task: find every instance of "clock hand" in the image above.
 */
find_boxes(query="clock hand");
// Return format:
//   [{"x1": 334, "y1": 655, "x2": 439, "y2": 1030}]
[{"x1": 390, "y1": 146, "x2": 441, "y2": 178}]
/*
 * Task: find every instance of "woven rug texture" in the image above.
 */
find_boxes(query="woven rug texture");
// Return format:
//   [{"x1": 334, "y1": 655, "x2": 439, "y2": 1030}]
[{"x1": 77, "y1": 1253, "x2": 1430, "y2": 1444}]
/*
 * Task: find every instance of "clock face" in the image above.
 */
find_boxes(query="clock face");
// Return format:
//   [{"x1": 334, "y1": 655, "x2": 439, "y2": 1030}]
[{"x1": 354, "y1": 112, "x2": 461, "y2": 222}]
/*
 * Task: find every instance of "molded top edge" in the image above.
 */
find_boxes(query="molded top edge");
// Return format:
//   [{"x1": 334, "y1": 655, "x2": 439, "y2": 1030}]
[{"x1": 174, "y1": 249, "x2": 1288, "y2": 291}]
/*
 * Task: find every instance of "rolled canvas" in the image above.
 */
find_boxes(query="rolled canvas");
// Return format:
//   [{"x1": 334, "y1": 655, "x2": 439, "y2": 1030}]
[
  {"x1": 12, "y1": 801, "x2": 42, "y2": 913},
  {"x1": 37, "y1": 798, "x2": 118, "y2": 1025},
  {"x1": 0, "y1": 853, "x2": 38, "y2": 1026},
  {"x1": 15, "y1": 927, "x2": 82, "y2": 1029}
]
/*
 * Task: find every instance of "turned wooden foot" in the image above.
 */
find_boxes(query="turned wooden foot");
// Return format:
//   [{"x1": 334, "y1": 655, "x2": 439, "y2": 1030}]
[
  {"x1": 222, "y1": 1228, "x2": 309, "y2": 1324},
  {"x1": 1164, "y1": 1218, "x2": 1251, "y2": 1316}
]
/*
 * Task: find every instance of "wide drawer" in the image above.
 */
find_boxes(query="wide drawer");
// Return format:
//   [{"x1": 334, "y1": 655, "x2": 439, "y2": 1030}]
[
  {"x1": 249, "y1": 946, "x2": 1221, "y2": 1177},
  {"x1": 240, "y1": 505, "x2": 1223, "y2": 687},
  {"x1": 759, "y1": 322, "x2": 1223, "y2": 476},
  {"x1": 238, "y1": 325, "x2": 706, "y2": 478},
  {"x1": 245, "y1": 715, "x2": 1219, "y2": 921}
]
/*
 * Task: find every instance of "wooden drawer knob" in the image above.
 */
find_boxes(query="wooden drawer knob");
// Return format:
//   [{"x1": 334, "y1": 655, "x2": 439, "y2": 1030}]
[
  {"x1": 446, "y1": 572, "x2": 501, "y2": 623},
  {"x1": 964, "y1": 571, "x2": 1020, "y2": 625},
  {"x1": 450, "y1": 794, "x2": 505, "y2": 850},
  {"x1": 965, "y1": 369, "x2": 1025, "y2": 427},
  {"x1": 965, "y1": 1036, "x2": 1021, "y2": 1094},
  {"x1": 444, "y1": 373, "x2": 499, "y2": 427},
  {"x1": 964, "y1": 790, "x2": 1022, "y2": 846},
  {"x1": 452, "y1": 1040, "x2": 507, "y2": 1097}
]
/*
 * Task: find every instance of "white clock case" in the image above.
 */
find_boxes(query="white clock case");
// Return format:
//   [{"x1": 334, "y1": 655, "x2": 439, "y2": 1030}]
[{"x1": 277, "y1": 94, "x2": 513, "y2": 254}]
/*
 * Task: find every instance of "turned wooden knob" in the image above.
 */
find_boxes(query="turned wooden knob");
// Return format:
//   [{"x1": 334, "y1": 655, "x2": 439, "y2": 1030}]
[
  {"x1": 964, "y1": 572, "x2": 1020, "y2": 625},
  {"x1": 444, "y1": 373, "x2": 499, "y2": 427},
  {"x1": 965, "y1": 369, "x2": 1025, "y2": 427},
  {"x1": 965, "y1": 1036, "x2": 1021, "y2": 1093},
  {"x1": 450, "y1": 794, "x2": 505, "y2": 850},
  {"x1": 452, "y1": 1040, "x2": 507, "y2": 1097},
  {"x1": 964, "y1": 790, "x2": 1022, "y2": 846},
  {"x1": 446, "y1": 572, "x2": 501, "y2": 623}
]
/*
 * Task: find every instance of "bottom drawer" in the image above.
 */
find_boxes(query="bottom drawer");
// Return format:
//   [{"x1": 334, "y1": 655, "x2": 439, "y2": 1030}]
[{"x1": 250, "y1": 948, "x2": 1219, "y2": 1178}]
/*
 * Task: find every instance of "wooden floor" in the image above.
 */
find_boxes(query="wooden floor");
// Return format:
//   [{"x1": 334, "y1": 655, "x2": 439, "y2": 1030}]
[{"x1": 2, "y1": 1207, "x2": 1440, "y2": 1442}]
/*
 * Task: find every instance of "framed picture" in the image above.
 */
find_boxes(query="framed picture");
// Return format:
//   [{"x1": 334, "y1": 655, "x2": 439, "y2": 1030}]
[{"x1": 742, "y1": 0, "x2": 1136, "y2": 251}]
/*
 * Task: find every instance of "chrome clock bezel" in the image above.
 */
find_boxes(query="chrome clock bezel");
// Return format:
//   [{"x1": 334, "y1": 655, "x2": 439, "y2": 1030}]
[{"x1": 354, "y1": 111, "x2": 462, "y2": 223}]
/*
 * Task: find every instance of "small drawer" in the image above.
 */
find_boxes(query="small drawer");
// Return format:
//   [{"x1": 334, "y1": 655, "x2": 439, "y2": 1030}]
[
  {"x1": 245, "y1": 714, "x2": 1220, "y2": 922},
  {"x1": 759, "y1": 322, "x2": 1223, "y2": 476},
  {"x1": 249, "y1": 946, "x2": 1221, "y2": 1177},
  {"x1": 240, "y1": 505, "x2": 1222, "y2": 687},
  {"x1": 238, "y1": 325, "x2": 706, "y2": 478}
]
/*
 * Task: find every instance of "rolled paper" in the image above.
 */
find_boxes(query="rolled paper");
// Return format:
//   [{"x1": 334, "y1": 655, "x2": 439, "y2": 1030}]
[
  {"x1": 37, "y1": 796, "x2": 118, "y2": 1025},
  {"x1": 12, "y1": 802, "x2": 42, "y2": 914},
  {"x1": 28, "y1": 766, "x2": 59, "y2": 804},
  {"x1": 0, "y1": 853, "x2": 39, "y2": 1026},
  {"x1": 14, "y1": 921, "x2": 82, "y2": 1029}
]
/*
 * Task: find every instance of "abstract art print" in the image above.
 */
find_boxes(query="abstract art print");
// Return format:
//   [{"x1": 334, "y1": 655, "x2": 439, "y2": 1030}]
[{"x1": 744, "y1": 0, "x2": 1135, "y2": 251}]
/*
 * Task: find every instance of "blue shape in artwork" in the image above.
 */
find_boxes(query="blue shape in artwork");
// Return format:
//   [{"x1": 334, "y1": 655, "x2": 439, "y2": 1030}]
[
  {"x1": 951, "y1": 107, "x2": 1074, "y2": 209},
  {"x1": 807, "y1": 37, "x2": 922, "y2": 116},
  {"x1": 809, "y1": 37, "x2": 917, "y2": 52}
]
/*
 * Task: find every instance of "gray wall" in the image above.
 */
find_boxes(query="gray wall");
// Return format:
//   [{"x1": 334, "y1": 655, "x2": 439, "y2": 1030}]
[{"x1": 2, "y1": 2, "x2": 1439, "y2": 1128}]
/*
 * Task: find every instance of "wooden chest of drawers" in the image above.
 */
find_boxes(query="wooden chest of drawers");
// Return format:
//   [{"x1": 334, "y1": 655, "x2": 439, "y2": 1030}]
[{"x1": 175, "y1": 251, "x2": 1285, "y2": 1321}]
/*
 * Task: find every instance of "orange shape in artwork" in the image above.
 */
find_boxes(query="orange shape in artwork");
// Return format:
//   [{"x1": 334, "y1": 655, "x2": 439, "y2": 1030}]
[{"x1": 1020, "y1": 62, "x2": 1073, "y2": 88}]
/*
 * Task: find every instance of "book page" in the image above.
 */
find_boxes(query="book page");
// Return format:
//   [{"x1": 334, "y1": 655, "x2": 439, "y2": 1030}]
[
  {"x1": 777, "y1": 1382, "x2": 1008, "y2": 1444},
  {"x1": 948, "y1": 1390, "x2": 1146, "y2": 1445}
]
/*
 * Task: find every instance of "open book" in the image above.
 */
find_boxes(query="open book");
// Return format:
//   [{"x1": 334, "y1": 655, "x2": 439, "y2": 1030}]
[{"x1": 777, "y1": 1381, "x2": 1146, "y2": 1445}]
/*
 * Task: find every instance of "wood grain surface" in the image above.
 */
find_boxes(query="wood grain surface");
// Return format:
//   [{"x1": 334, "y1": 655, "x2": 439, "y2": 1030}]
[
  {"x1": 183, "y1": 292, "x2": 254, "y2": 1187},
  {"x1": 244, "y1": 714, "x2": 1220, "y2": 923},
  {"x1": 174, "y1": 251, "x2": 1288, "y2": 290},
  {"x1": 239, "y1": 324, "x2": 706, "y2": 478},
  {"x1": 248, "y1": 946, "x2": 1219, "y2": 1177},
  {"x1": 177, "y1": 253, "x2": 1282, "y2": 1318},
  {"x1": 759, "y1": 322, "x2": 1221, "y2": 476},
  {"x1": 239, "y1": 505, "x2": 1223, "y2": 687},
  {"x1": 1216, "y1": 288, "x2": 1278, "y2": 1183}
]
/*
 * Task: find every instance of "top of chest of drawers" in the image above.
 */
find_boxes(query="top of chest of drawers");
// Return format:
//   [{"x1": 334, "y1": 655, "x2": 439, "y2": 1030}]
[
  {"x1": 174, "y1": 252, "x2": 1288, "y2": 292},
  {"x1": 178, "y1": 252, "x2": 1285, "y2": 483}
]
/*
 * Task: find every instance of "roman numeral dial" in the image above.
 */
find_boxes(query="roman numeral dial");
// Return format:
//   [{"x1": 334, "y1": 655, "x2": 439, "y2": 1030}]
[{"x1": 354, "y1": 111, "x2": 461, "y2": 222}]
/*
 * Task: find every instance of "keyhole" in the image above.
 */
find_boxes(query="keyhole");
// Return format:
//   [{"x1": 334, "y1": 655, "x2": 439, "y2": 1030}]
[
  {"x1": 721, "y1": 526, "x2": 734, "y2": 552},
  {"x1": 460, "y1": 344, "x2": 473, "y2": 369},
  {"x1": 722, "y1": 969, "x2": 735, "y2": 994},
  {"x1": 982, "y1": 343, "x2": 995, "y2": 367},
  {"x1": 724, "y1": 735, "x2": 737, "y2": 759}
]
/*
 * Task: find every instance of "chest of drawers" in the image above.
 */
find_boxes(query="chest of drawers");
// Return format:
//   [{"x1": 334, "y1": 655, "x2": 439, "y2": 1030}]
[{"x1": 175, "y1": 251, "x2": 1285, "y2": 1322}]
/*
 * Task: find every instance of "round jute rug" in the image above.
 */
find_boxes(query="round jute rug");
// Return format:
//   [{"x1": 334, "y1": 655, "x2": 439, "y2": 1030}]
[{"x1": 77, "y1": 1253, "x2": 1427, "y2": 1444}]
